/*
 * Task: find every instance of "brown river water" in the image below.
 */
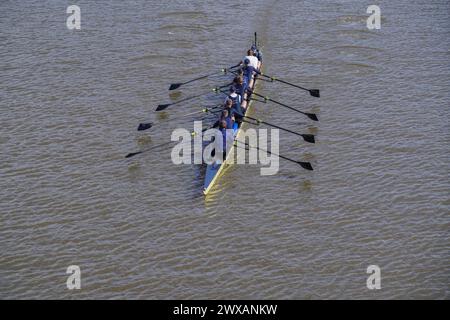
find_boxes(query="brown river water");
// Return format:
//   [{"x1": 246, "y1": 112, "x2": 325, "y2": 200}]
[{"x1": 0, "y1": 0, "x2": 449, "y2": 299}]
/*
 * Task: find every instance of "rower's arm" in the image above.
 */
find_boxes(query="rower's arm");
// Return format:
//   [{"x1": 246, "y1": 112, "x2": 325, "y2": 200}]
[{"x1": 231, "y1": 62, "x2": 243, "y2": 69}]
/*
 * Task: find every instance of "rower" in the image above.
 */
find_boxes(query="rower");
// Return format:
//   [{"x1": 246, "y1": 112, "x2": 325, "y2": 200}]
[
  {"x1": 213, "y1": 109, "x2": 234, "y2": 129},
  {"x1": 251, "y1": 45, "x2": 263, "y2": 69},
  {"x1": 225, "y1": 86, "x2": 241, "y2": 110},
  {"x1": 224, "y1": 87, "x2": 244, "y2": 122},
  {"x1": 245, "y1": 49, "x2": 259, "y2": 69},
  {"x1": 224, "y1": 109, "x2": 235, "y2": 128},
  {"x1": 242, "y1": 58, "x2": 260, "y2": 89},
  {"x1": 235, "y1": 49, "x2": 259, "y2": 70},
  {"x1": 232, "y1": 75, "x2": 252, "y2": 110},
  {"x1": 223, "y1": 98, "x2": 233, "y2": 114},
  {"x1": 232, "y1": 76, "x2": 245, "y2": 96}
]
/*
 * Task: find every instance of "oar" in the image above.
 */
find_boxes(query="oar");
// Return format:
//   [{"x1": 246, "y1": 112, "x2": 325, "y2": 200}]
[
  {"x1": 169, "y1": 73, "x2": 217, "y2": 91},
  {"x1": 251, "y1": 92, "x2": 318, "y2": 121},
  {"x1": 169, "y1": 65, "x2": 241, "y2": 91},
  {"x1": 200, "y1": 103, "x2": 315, "y2": 143},
  {"x1": 241, "y1": 116, "x2": 315, "y2": 144},
  {"x1": 138, "y1": 104, "x2": 222, "y2": 131},
  {"x1": 260, "y1": 74, "x2": 320, "y2": 98},
  {"x1": 235, "y1": 140, "x2": 313, "y2": 171},
  {"x1": 245, "y1": 96, "x2": 265, "y2": 103},
  {"x1": 126, "y1": 125, "x2": 217, "y2": 158},
  {"x1": 156, "y1": 88, "x2": 221, "y2": 111},
  {"x1": 256, "y1": 77, "x2": 277, "y2": 83},
  {"x1": 125, "y1": 140, "x2": 176, "y2": 158}
]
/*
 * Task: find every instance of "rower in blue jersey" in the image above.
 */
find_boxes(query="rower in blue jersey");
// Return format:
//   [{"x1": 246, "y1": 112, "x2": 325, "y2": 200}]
[
  {"x1": 242, "y1": 58, "x2": 261, "y2": 89},
  {"x1": 232, "y1": 76, "x2": 245, "y2": 96},
  {"x1": 232, "y1": 75, "x2": 252, "y2": 110},
  {"x1": 224, "y1": 88, "x2": 244, "y2": 123},
  {"x1": 225, "y1": 87, "x2": 242, "y2": 113},
  {"x1": 221, "y1": 109, "x2": 234, "y2": 129},
  {"x1": 212, "y1": 109, "x2": 234, "y2": 129}
]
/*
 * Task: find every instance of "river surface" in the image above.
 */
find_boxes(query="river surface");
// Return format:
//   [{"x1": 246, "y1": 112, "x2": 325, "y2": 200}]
[{"x1": 1, "y1": 0, "x2": 449, "y2": 299}]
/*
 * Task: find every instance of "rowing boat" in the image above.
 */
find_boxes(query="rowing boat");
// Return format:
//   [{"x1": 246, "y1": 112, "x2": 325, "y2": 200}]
[
  {"x1": 125, "y1": 34, "x2": 317, "y2": 185},
  {"x1": 203, "y1": 34, "x2": 261, "y2": 195}
]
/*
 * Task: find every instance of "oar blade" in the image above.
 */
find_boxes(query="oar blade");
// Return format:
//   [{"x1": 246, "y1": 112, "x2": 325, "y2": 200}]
[
  {"x1": 169, "y1": 83, "x2": 182, "y2": 91},
  {"x1": 298, "y1": 161, "x2": 313, "y2": 171},
  {"x1": 125, "y1": 151, "x2": 142, "y2": 158},
  {"x1": 137, "y1": 123, "x2": 152, "y2": 131},
  {"x1": 306, "y1": 113, "x2": 319, "y2": 121},
  {"x1": 310, "y1": 89, "x2": 320, "y2": 98},
  {"x1": 156, "y1": 104, "x2": 170, "y2": 111},
  {"x1": 302, "y1": 134, "x2": 315, "y2": 144}
]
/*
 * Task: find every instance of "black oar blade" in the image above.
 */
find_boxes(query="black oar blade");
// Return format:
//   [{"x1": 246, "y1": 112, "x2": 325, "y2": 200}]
[
  {"x1": 302, "y1": 134, "x2": 315, "y2": 144},
  {"x1": 169, "y1": 83, "x2": 182, "y2": 91},
  {"x1": 125, "y1": 151, "x2": 142, "y2": 158},
  {"x1": 156, "y1": 104, "x2": 170, "y2": 111},
  {"x1": 298, "y1": 161, "x2": 313, "y2": 171},
  {"x1": 137, "y1": 123, "x2": 152, "y2": 131},
  {"x1": 306, "y1": 113, "x2": 319, "y2": 121},
  {"x1": 310, "y1": 89, "x2": 320, "y2": 98}
]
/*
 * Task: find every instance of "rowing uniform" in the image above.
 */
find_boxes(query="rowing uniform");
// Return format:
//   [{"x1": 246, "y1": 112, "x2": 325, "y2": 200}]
[
  {"x1": 233, "y1": 82, "x2": 248, "y2": 97},
  {"x1": 243, "y1": 55, "x2": 259, "y2": 69},
  {"x1": 225, "y1": 92, "x2": 241, "y2": 109},
  {"x1": 223, "y1": 116, "x2": 234, "y2": 129},
  {"x1": 212, "y1": 116, "x2": 233, "y2": 129},
  {"x1": 243, "y1": 65, "x2": 260, "y2": 84},
  {"x1": 225, "y1": 92, "x2": 244, "y2": 119}
]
